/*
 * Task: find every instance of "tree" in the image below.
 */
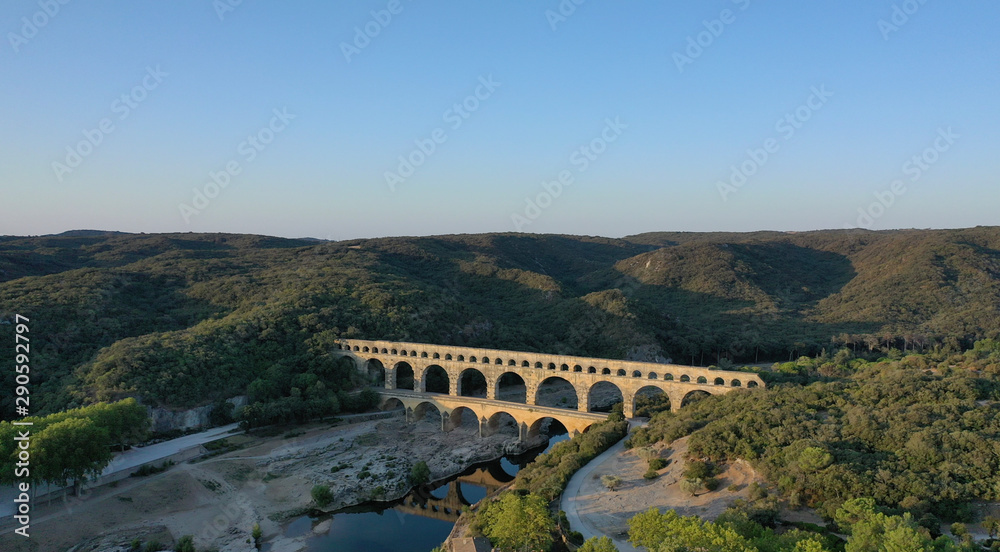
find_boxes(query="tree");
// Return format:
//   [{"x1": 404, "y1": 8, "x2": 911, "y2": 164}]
[
  {"x1": 579, "y1": 536, "x2": 618, "y2": 552},
  {"x1": 311, "y1": 485, "x2": 332, "y2": 507},
  {"x1": 174, "y1": 535, "x2": 195, "y2": 552},
  {"x1": 410, "y1": 460, "x2": 430, "y2": 485},
  {"x1": 33, "y1": 417, "x2": 112, "y2": 495},
  {"x1": 480, "y1": 492, "x2": 555, "y2": 552},
  {"x1": 681, "y1": 478, "x2": 703, "y2": 496},
  {"x1": 601, "y1": 475, "x2": 622, "y2": 491}
]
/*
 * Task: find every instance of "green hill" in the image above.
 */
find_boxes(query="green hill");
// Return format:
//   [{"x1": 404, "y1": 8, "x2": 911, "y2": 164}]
[{"x1": 2, "y1": 228, "x2": 999, "y2": 419}]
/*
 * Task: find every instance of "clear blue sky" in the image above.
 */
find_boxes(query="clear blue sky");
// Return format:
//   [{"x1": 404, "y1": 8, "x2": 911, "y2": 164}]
[{"x1": 2, "y1": 1, "x2": 997, "y2": 240}]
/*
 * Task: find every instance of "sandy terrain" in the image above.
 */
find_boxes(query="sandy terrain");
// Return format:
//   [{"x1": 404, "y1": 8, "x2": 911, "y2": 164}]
[
  {"x1": 0, "y1": 413, "x2": 528, "y2": 552},
  {"x1": 569, "y1": 435, "x2": 762, "y2": 542}
]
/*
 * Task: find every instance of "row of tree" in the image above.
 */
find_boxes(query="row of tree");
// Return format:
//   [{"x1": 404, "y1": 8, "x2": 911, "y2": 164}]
[{"x1": 0, "y1": 398, "x2": 149, "y2": 494}]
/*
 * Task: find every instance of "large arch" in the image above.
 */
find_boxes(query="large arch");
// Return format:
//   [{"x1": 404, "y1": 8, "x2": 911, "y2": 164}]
[
  {"x1": 483, "y1": 411, "x2": 519, "y2": 438},
  {"x1": 681, "y1": 390, "x2": 712, "y2": 408},
  {"x1": 423, "y1": 365, "x2": 449, "y2": 394},
  {"x1": 587, "y1": 381, "x2": 623, "y2": 413},
  {"x1": 458, "y1": 368, "x2": 487, "y2": 398},
  {"x1": 413, "y1": 402, "x2": 443, "y2": 425},
  {"x1": 445, "y1": 406, "x2": 479, "y2": 433},
  {"x1": 535, "y1": 376, "x2": 578, "y2": 410},
  {"x1": 382, "y1": 397, "x2": 404, "y2": 412},
  {"x1": 495, "y1": 372, "x2": 527, "y2": 403},
  {"x1": 395, "y1": 361, "x2": 415, "y2": 390},
  {"x1": 366, "y1": 358, "x2": 386, "y2": 387},
  {"x1": 526, "y1": 417, "x2": 569, "y2": 440},
  {"x1": 633, "y1": 386, "x2": 670, "y2": 417}
]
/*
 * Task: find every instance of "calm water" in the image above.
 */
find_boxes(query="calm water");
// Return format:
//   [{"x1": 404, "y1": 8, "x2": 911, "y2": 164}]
[{"x1": 290, "y1": 430, "x2": 569, "y2": 552}]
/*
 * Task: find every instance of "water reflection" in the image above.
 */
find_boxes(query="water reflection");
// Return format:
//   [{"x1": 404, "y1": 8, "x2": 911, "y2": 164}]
[{"x1": 294, "y1": 428, "x2": 570, "y2": 552}]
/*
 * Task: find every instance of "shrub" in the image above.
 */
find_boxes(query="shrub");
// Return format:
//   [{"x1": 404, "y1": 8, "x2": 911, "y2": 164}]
[
  {"x1": 130, "y1": 539, "x2": 142, "y2": 551},
  {"x1": 601, "y1": 475, "x2": 622, "y2": 491},
  {"x1": 648, "y1": 458, "x2": 668, "y2": 471},
  {"x1": 311, "y1": 485, "x2": 332, "y2": 507},
  {"x1": 704, "y1": 477, "x2": 720, "y2": 491},
  {"x1": 174, "y1": 536, "x2": 196, "y2": 552},
  {"x1": 410, "y1": 461, "x2": 430, "y2": 485},
  {"x1": 643, "y1": 469, "x2": 659, "y2": 480},
  {"x1": 144, "y1": 541, "x2": 161, "y2": 552},
  {"x1": 251, "y1": 522, "x2": 262, "y2": 547},
  {"x1": 683, "y1": 460, "x2": 712, "y2": 480}
]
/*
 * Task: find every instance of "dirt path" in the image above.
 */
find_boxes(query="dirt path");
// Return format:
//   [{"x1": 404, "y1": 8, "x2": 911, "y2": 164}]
[{"x1": 562, "y1": 435, "x2": 763, "y2": 548}]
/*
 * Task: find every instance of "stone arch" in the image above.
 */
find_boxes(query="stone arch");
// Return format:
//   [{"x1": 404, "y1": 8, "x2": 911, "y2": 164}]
[
  {"x1": 497, "y1": 358, "x2": 504, "y2": 365},
  {"x1": 400, "y1": 349, "x2": 407, "y2": 356},
  {"x1": 433, "y1": 352, "x2": 440, "y2": 359},
  {"x1": 633, "y1": 386, "x2": 670, "y2": 417},
  {"x1": 484, "y1": 411, "x2": 519, "y2": 437},
  {"x1": 445, "y1": 354, "x2": 452, "y2": 360},
  {"x1": 380, "y1": 348, "x2": 388, "y2": 354},
  {"x1": 522, "y1": 360, "x2": 530, "y2": 367},
  {"x1": 353, "y1": 345, "x2": 360, "y2": 352},
  {"x1": 632, "y1": 370, "x2": 642, "y2": 378},
  {"x1": 423, "y1": 365, "x2": 449, "y2": 394},
  {"x1": 458, "y1": 368, "x2": 487, "y2": 398},
  {"x1": 446, "y1": 406, "x2": 479, "y2": 433},
  {"x1": 679, "y1": 374, "x2": 691, "y2": 382},
  {"x1": 548, "y1": 362, "x2": 556, "y2": 370},
  {"x1": 421, "y1": 351, "x2": 428, "y2": 358},
  {"x1": 588, "y1": 367, "x2": 597, "y2": 374},
  {"x1": 588, "y1": 381, "x2": 623, "y2": 413},
  {"x1": 470, "y1": 356, "x2": 477, "y2": 363},
  {"x1": 457, "y1": 355, "x2": 465, "y2": 361},
  {"x1": 526, "y1": 417, "x2": 569, "y2": 440},
  {"x1": 573, "y1": 365, "x2": 582, "y2": 373},
  {"x1": 648, "y1": 372, "x2": 658, "y2": 380},
  {"x1": 535, "y1": 362, "x2": 543, "y2": 368},
  {"x1": 413, "y1": 402, "x2": 443, "y2": 425},
  {"x1": 365, "y1": 358, "x2": 386, "y2": 387},
  {"x1": 363, "y1": 346, "x2": 370, "y2": 352},
  {"x1": 495, "y1": 372, "x2": 527, "y2": 403},
  {"x1": 382, "y1": 397, "x2": 404, "y2": 412},
  {"x1": 681, "y1": 390, "x2": 712, "y2": 408},
  {"x1": 731, "y1": 379, "x2": 742, "y2": 387},
  {"x1": 482, "y1": 357, "x2": 489, "y2": 364},
  {"x1": 394, "y1": 362, "x2": 415, "y2": 390},
  {"x1": 663, "y1": 373, "x2": 674, "y2": 381},
  {"x1": 697, "y1": 376, "x2": 708, "y2": 384},
  {"x1": 392, "y1": 349, "x2": 398, "y2": 355},
  {"x1": 535, "y1": 376, "x2": 579, "y2": 409},
  {"x1": 602, "y1": 368, "x2": 611, "y2": 375},
  {"x1": 560, "y1": 364, "x2": 569, "y2": 371},
  {"x1": 410, "y1": 351, "x2": 417, "y2": 357},
  {"x1": 714, "y1": 377, "x2": 725, "y2": 386},
  {"x1": 747, "y1": 381, "x2": 759, "y2": 388},
  {"x1": 617, "y1": 369, "x2": 627, "y2": 377}
]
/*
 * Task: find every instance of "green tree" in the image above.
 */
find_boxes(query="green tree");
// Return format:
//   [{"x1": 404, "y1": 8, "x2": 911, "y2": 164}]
[
  {"x1": 251, "y1": 522, "x2": 262, "y2": 548},
  {"x1": 33, "y1": 417, "x2": 112, "y2": 494},
  {"x1": 311, "y1": 485, "x2": 332, "y2": 507},
  {"x1": 410, "y1": 460, "x2": 431, "y2": 485},
  {"x1": 579, "y1": 535, "x2": 618, "y2": 552},
  {"x1": 174, "y1": 535, "x2": 195, "y2": 552},
  {"x1": 601, "y1": 475, "x2": 622, "y2": 491},
  {"x1": 480, "y1": 492, "x2": 555, "y2": 552}
]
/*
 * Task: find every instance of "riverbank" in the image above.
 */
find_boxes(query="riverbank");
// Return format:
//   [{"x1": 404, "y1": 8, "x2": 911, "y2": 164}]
[{"x1": 0, "y1": 413, "x2": 529, "y2": 552}]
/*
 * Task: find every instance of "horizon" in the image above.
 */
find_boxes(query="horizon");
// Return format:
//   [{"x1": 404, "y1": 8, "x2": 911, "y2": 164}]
[
  {"x1": 4, "y1": 224, "x2": 997, "y2": 243},
  {"x1": 2, "y1": 1, "x2": 997, "y2": 239}
]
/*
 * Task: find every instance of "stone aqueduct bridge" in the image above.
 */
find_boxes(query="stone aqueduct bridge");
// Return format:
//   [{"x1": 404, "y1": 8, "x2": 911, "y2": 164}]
[
  {"x1": 333, "y1": 339, "x2": 765, "y2": 435},
  {"x1": 395, "y1": 464, "x2": 512, "y2": 523}
]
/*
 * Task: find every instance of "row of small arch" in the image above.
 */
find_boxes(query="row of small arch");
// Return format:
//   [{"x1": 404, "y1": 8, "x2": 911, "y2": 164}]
[
  {"x1": 388, "y1": 360, "x2": 755, "y2": 388},
  {"x1": 342, "y1": 343, "x2": 755, "y2": 388}
]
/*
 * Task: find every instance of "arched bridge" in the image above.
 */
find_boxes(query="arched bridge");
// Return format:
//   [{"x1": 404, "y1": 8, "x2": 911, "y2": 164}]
[
  {"x1": 333, "y1": 339, "x2": 764, "y2": 421},
  {"x1": 394, "y1": 464, "x2": 512, "y2": 523}
]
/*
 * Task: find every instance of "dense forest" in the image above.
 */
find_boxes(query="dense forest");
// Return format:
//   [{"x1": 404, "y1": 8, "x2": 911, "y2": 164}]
[{"x1": 2, "y1": 227, "x2": 1000, "y2": 420}]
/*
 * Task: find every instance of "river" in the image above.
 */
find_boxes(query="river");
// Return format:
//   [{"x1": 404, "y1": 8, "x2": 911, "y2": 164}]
[{"x1": 279, "y1": 427, "x2": 570, "y2": 552}]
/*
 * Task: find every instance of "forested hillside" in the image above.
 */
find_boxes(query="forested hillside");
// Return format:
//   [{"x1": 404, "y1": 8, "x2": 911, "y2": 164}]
[{"x1": 1, "y1": 227, "x2": 999, "y2": 419}]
